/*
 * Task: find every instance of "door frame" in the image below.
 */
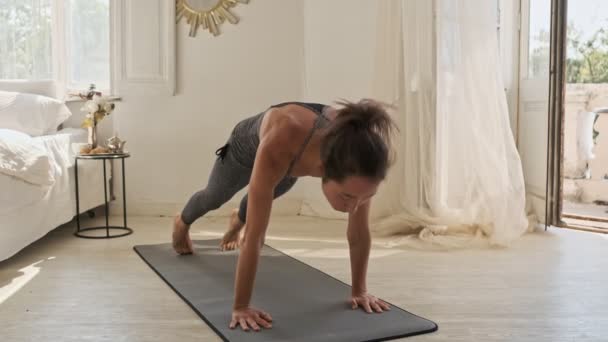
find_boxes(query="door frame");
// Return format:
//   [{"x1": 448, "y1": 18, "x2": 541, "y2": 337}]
[
  {"x1": 544, "y1": 0, "x2": 568, "y2": 229},
  {"x1": 543, "y1": 0, "x2": 608, "y2": 233}
]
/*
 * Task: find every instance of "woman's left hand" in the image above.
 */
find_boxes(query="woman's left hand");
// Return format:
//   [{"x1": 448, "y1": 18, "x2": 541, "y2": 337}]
[{"x1": 350, "y1": 293, "x2": 391, "y2": 313}]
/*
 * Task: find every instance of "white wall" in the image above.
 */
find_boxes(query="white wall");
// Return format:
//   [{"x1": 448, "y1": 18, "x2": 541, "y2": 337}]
[
  {"x1": 103, "y1": 0, "x2": 381, "y2": 218},
  {"x1": 102, "y1": 0, "x2": 522, "y2": 223},
  {"x1": 302, "y1": 0, "x2": 378, "y2": 104},
  {"x1": 111, "y1": 0, "x2": 305, "y2": 216},
  {"x1": 298, "y1": 0, "x2": 378, "y2": 219}
]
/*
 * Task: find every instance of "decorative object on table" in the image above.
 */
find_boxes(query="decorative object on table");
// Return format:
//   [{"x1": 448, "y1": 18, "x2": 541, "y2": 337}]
[
  {"x1": 80, "y1": 94, "x2": 116, "y2": 151},
  {"x1": 69, "y1": 84, "x2": 102, "y2": 101},
  {"x1": 79, "y1": 145, "x2": 111, "y2": 155},
  {"x1": 176, "y1": 0, "x2": 249, "y2": 37},
  {"x1": 107, "y1": 135, "x2": 127, "y2": 154}
]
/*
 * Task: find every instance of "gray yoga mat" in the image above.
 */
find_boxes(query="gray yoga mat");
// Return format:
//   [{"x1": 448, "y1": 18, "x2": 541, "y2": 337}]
[{"x1": 134, "y1": 239, "x2": 437, "y2": 342}]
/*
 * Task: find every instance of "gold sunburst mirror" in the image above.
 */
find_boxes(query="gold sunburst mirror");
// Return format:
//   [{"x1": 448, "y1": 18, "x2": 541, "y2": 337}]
[{"x1": 176, "y1": 0, "x2": 249, "y2": 37}]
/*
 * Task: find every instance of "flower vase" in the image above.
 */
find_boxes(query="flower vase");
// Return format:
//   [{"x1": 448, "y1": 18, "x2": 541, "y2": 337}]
[{"x1": 88, "y1": 123, "x2": 98, "y2": 149}]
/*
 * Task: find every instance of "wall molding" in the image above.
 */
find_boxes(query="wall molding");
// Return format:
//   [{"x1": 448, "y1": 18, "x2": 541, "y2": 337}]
[{"x1": 110, "y1": 0, "x2": 176, "y2": 95}]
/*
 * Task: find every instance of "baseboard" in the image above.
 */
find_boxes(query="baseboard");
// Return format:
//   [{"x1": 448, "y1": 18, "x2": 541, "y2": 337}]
[{"x1": 109, "y1": 198, "x2": 304, "y2": 218}]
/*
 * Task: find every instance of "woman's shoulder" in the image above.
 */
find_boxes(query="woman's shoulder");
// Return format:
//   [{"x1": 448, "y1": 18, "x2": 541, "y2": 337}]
[
  {"x1": 263, "y1": 105, "x2": 316, "y2": 134},
  {"x1": 257, "y1": 107, "x2": 311, "y2": 154}
]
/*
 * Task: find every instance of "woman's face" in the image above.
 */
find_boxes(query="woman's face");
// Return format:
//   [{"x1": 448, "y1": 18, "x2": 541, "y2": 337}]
[{"x1": 322, "y1": 176, "x2": 380, "y2": 213}]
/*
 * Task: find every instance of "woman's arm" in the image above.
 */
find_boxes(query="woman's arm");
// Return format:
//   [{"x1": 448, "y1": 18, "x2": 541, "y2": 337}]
[
  {"x1": 232, "y1": 141, "x2": 285, "y2": 310},
  {"x1": 347, "y1": 200, "x2": 372, "y2": 297},
  {"x1": 230, "y1": 116, "x2": 303, "y2": 331},
  {"x1": 347, "y1": 200, "x2": 391, "y2": 313}
]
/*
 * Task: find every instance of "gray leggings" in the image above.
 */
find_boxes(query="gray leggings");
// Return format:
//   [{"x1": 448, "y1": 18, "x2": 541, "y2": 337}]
[{"x1": 180, "y1": 143, "x2": 298, "y2": 225}]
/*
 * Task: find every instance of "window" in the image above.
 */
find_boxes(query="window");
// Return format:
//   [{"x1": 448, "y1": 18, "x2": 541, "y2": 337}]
[
  {"x1": 0, "y1": 0, "x2": 110, "y2": 92},
  {"x1": 527, "y1": 0, "x2": 551, "y2": 78},
  {"x1": 65, "y1": 0, "x2": 110, "y2": 91},
  {"x1": 0, "y1": 1, "x2": 53, "y2": 80}
]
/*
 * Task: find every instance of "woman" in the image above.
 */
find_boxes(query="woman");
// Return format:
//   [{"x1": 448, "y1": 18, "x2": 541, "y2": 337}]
[{"x1": 172, "y1": 99, "x2": 396, "y2": 332}]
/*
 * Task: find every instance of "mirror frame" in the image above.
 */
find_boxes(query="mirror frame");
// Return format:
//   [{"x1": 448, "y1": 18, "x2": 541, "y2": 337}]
[{"x1": 176, "y1": 0, "x2": 249, "y2": 37}]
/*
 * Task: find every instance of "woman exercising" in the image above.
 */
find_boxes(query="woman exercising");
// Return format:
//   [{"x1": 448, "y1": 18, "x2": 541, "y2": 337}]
[{"x1": 172, "y1": 99, "x2": 395, "y2": 332}]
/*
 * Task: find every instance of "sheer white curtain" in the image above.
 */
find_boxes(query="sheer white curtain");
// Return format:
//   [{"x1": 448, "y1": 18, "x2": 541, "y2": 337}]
[{"x1": 371, "y1": 0, "x2": 531, "y2": 248}]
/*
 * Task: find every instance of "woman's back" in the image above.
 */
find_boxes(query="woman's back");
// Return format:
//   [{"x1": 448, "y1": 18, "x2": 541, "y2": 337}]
[{"x1": 228, "y1": 102, "x2": 329, "y2": 168}]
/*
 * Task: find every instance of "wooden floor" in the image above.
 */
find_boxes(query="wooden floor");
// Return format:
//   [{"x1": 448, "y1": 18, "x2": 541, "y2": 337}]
[{"x1": 1, "y1": 215, "x2": 607, "y2": 341}]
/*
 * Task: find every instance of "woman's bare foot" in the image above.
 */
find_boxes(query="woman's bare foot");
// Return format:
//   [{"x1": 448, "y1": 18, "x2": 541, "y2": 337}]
[
  {"x1": 172, "y1": 213, "x2": 193, "y2": 255},
  {"x1": 221, "y1": 209, "x2": 246, "y2": 251}
]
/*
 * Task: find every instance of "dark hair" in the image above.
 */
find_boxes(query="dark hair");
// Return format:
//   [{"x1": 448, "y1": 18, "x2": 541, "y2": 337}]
[{"x1": 321, "y1": 99, "x2": 397, "y2": 182}]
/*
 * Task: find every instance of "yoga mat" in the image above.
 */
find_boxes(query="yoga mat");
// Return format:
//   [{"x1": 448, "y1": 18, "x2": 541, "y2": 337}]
[{"x1": 134, "y1": 239, "x2": 437, "y2": 341}]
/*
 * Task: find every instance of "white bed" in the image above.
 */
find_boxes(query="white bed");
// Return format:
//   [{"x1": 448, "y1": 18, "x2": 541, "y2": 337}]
[{"x1": 0, "y1": 81, "x2": 108, "y2": 261}]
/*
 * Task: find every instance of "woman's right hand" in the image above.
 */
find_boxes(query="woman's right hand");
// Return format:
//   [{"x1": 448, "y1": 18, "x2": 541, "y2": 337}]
[{"x1": 230, "y1": 307, "x2": 273, "y2": 332}]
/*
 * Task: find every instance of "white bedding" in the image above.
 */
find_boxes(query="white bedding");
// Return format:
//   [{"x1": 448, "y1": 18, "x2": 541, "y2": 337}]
[
  {"x1": 0, "y1": 128, "x2": 55, "y2": 186},
  {"x1": 0, "y1": 128, "x2": 109, "y2": 261}
]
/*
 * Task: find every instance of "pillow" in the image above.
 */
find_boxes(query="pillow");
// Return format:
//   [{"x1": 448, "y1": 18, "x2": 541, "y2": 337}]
[
  {"x1": 0, "y1": 90, "x2": 72, "y2": 136},
  {"x1": 0, "y1": 128, "x2": 54, "y2": 186}
]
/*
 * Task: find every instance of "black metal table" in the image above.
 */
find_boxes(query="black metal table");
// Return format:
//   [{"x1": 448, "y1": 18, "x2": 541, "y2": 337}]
[{"x1": 74, "y1": 153, "x2": 133, "y2": 238}]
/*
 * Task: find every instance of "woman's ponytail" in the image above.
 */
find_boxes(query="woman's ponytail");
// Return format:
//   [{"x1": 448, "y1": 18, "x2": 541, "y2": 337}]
[{"x1": 321, "y1": 99, "x2": 398, "y2": 182}]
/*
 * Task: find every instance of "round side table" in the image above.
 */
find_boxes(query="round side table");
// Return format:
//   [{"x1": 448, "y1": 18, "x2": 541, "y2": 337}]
[{"x1": 74, "y1": 153, "x2": 133, "y2": 238}]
